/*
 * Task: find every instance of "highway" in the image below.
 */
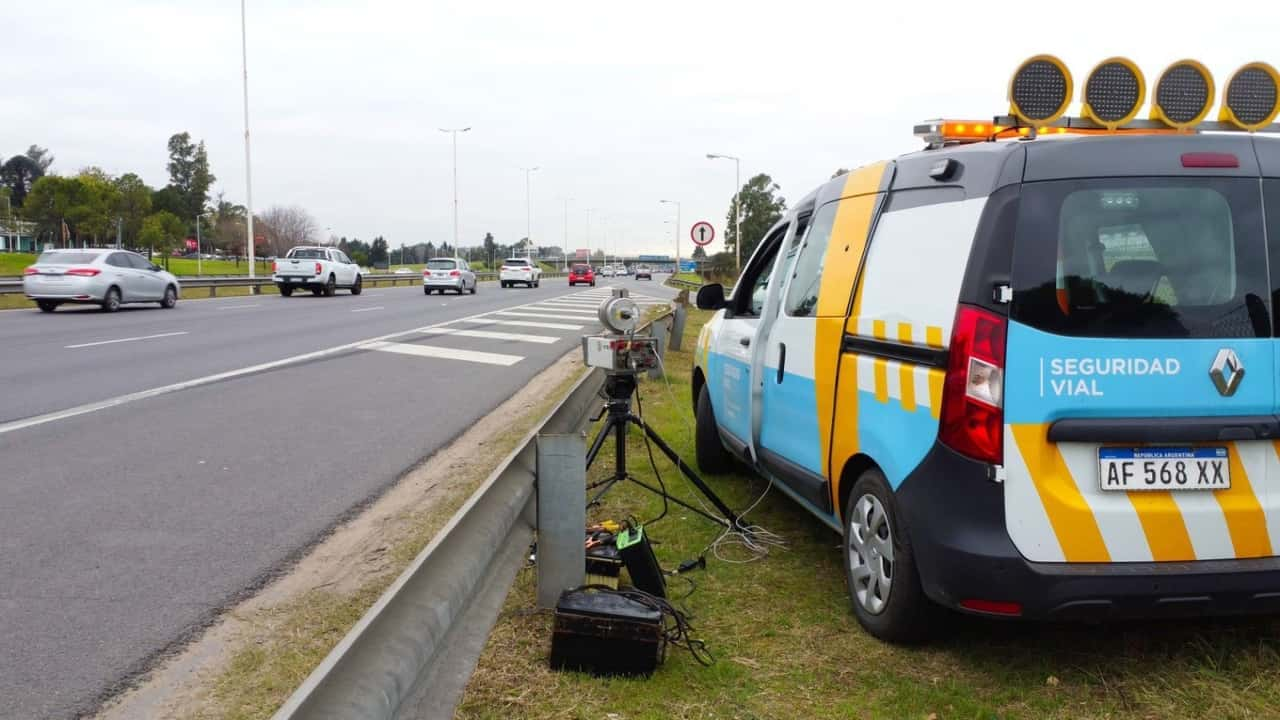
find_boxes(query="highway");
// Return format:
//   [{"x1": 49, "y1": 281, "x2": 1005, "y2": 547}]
[{"x1": 0, "y1": 275, "x2": 676, "y2": 719}]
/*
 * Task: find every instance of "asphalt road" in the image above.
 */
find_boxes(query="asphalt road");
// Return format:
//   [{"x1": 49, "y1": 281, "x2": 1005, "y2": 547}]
[{"x1": 0, "y1": 275, "x2": 676, "y2": 719}]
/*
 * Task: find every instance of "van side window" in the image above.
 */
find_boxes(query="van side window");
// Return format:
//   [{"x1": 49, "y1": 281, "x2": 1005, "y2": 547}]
[
  {"x1": 1264, "y1": 179, "x2": 1280, "y2": 335},
  {"x1": 784, "y1": 201, "x2": 838, "y2": 316},
  {"x1": 732, "y1": 224, "x2": 788, "y2": 317},
  {"x1": 1012, "y1": 178, "x2": 1269, "y2": 339}
]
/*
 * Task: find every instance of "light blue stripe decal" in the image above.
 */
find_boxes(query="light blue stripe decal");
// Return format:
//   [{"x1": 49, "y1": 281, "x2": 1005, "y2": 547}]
[
  {"x1": 856, "y1": 390, "x2": 939, "y2": 490},
  {"x1": 705, "y1": 351, "x2": 752, "y2": 444},
  {"x1": 760, "y1": 370, "x2": 822, "y2": 476},
  {"x1": 1004, "y1": 320, "x2": 1274, "y2": 424}
]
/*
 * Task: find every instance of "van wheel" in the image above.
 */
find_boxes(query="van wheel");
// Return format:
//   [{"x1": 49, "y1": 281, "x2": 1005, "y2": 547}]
[
  {"x1": 843, "y1": 468, "x2": 935, "y2": 643},
  {"x1": 324, "y1": 274, "x2": 336, "y2": 297},
  {"x1": 695, "y1": 384, "x2": 732, "y2": 474},
  {"x1": 280, "y1": 285, "x2": 294, "y2": 297}
]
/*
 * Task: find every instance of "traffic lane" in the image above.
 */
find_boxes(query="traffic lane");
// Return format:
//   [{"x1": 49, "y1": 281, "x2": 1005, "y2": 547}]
[
  {"x1": 0, "y1": 319, "x2": 592, "y2": 720},
  {"x1": 0, "y1": 281, "x2": 607, "y2": 424}
]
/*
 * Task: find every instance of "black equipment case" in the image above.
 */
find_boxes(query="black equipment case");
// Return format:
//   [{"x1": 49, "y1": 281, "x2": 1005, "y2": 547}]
[{"x1": 549, "y1": 587, "x2": 663, "y2": 677}]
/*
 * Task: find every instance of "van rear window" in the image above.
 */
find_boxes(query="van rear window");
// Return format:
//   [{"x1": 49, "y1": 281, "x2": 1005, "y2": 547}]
[{"x1": 1011, "y1": 178, "x2": 1269, "y2": 338}]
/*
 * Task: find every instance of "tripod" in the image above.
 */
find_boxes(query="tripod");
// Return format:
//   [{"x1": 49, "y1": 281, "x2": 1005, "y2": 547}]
[{"x1": 585, "y1": 372, "x2": 740, "y2": 529}]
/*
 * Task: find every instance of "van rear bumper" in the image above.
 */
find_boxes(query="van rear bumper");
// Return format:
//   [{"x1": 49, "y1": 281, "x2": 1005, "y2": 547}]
[{"x1": 897, "y1": 443, "x2": 1280, "y2": 620}]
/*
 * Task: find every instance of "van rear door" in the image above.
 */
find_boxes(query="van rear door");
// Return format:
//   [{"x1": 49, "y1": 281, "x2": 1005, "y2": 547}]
[{"x1": 1004, "y1": 174, "x2": 1276, "y2": 564}]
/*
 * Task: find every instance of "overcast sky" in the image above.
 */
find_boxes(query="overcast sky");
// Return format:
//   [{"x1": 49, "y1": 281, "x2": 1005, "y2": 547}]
[{"x1": 6, "y1": 1, "x2": 1277, "y2": 258}]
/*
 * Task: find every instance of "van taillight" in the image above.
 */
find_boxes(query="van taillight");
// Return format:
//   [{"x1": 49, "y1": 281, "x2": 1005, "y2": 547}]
[
  {"x1": 315, "y1": 262, "x2": 322, "y2": 275},
  {"x1": 938, "y1": 305, "x2": 1006, "y2": 465},
  {"x1": 271, "y1": 261, "x2": 277, "y2": 273}
]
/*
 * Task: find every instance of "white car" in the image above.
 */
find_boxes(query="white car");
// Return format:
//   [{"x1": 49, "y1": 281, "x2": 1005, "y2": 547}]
[
  {"x1": 600, "y1": 265, "x2": 616, "y2": 278},
  {"x1": 273, "y1": 246, "x2": 362, "y2": 297},
  {"x1": 499, "y1": 257, "x2": 541, "y2": 288}
]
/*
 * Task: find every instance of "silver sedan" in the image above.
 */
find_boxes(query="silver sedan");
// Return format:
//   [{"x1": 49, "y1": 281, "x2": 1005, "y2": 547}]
[
  {"x1": 423, "y1": 257, "x2": 477, "y2": 295},
  {"x1": 23, "y1": 248, "x2": 182, "y2": 313}
]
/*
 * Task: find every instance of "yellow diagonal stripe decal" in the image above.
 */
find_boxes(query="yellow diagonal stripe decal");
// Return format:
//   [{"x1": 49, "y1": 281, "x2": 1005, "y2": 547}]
[
  {"x1": 1011, "y1": 424, "x2": 1110, "y2": 562},
  {"x1": 1213, "y1": 443, "x2": 1275, "y2": 558},
  {"x1": 1126, "y1": 491, "x2": 1195, "y2": 561}
]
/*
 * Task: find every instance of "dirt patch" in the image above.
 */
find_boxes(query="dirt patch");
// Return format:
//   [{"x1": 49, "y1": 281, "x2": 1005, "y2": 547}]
[{"x1": 96, "y1": 350, "x2": 588, "y2": 720}]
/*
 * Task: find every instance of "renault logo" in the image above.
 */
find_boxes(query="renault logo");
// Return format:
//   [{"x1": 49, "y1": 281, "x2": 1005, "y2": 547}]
[{"x1": 1210, "y1": 349, "x2": 1245, "y2": 397}]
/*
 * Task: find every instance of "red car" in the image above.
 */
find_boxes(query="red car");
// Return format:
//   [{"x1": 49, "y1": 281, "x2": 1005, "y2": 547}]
[{"x1": 568, "y1": 263, "x2": 595, "y2": 286}]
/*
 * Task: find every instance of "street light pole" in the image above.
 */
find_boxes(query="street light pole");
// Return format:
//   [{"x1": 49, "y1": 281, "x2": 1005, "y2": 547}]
[
  {"x1": 520, "y1": 166, "x2": 539, "y2": 259},
  {"x1": 440, "y1": 127, "x2": 470, "y2": 259},
  {"x1": 660, "y1": 199, "x2": 680, "y2": 273},
  {"x1": 584, "y1": 208, "x2": 594, "y2": 267},
  {"x1": 706, "y1": 153, "x2": 741, "y2": 272},
  {"x1": 241, "y1": 0, "x2": 256, "y2": 279},
  {"x1": 562, "y1": 197, "x2": 571, "y2": 271}
]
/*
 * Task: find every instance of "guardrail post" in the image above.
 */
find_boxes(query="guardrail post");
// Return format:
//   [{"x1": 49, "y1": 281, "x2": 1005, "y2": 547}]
[
  {"x1": 648, "y1": 316, "x2": 671, "y2": 380},
  {"x1": 535, "y1": 433, "x2": 585, "y2": 609},
  {"x1": 669, "y1": 305, "x2": 687, "y2": 352},
  {"x1": 208, "y1": 286, "x2": 216, "y2": 298}
]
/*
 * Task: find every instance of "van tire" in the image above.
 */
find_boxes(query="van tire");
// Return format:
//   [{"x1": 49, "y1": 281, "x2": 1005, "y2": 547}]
[
  {"x1": 843, "y1": 469, "x2": 936, "y2": 644},
  {"x1": 695, "y1": 384, "x2": 732, "y2": 474},
  {"x1": 280, "y1": 285, "x2": 294, "y2": 297},
  {"x1": 324, "y1": 274, "x2": 336, "y2": 297}
]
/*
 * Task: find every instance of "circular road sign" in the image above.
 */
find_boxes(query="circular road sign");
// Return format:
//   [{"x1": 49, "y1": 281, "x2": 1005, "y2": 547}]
[{"x1": 690, "y1": 221, "x2": 715, "y2": 247}]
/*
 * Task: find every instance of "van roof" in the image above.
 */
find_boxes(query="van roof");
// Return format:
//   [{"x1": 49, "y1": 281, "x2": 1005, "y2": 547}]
[{"x1": 818, "y1": 133, "x2": 1280, "y2": 205}]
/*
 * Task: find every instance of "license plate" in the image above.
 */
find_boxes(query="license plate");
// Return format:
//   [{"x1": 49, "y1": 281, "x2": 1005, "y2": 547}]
[{"x1": 1098, "y1": 447, "x2": 1230, "y2": 492}]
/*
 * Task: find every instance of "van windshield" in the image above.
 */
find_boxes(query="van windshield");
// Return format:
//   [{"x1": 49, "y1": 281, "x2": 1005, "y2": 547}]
[{"x1": 1011, "y1": 177, "x2": 1270, "y2": 338}]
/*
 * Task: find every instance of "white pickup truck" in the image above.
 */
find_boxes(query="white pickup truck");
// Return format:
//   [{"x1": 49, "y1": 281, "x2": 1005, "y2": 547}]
[{"x1": 273, "y1": 246, "x2": 363, "y2": 297}]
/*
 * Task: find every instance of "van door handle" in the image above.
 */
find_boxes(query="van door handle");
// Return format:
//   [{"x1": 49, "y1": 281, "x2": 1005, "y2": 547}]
[
  {"x1": 739, "y1": 337, "x2": 751, "y2": 347},
  {"x1": 777, "y1": 343, "x2": 786, "y2": 383}
]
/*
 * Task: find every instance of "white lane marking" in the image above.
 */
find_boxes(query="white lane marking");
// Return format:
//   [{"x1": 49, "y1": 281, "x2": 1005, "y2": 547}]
[
  {"x1": 454, "y1": 318, "x2": 583, "y2": 330},
  {"x1": 420, "y1": 327, "x2": 559, "y2": 344},
  {"x1": 537, "y1": 301, "x2": 603, "y2": 308},
  {"x1": 0, "y1": 289, "x2": 582, "y2": 436},
  {"x1": 65, "y1": 331, "x2": 190, "y2": 349},
  {"x1": 492, "y1": 310, "x2": 597, "y2": 321},
  {"x1": 359, "y1": 341, "x2": 523, "y2": 366},
  {"x1": 350, "y1": 306, "x2": 385, "y2": 313},
  {"x1": 217, "y1": 303, "x2": 261, "y2": 310}
]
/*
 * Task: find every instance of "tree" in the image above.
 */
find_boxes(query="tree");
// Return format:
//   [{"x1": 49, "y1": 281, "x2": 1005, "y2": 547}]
[
  {"x1": 165, "y1": 132, "x2": 216, "y2": 223},
  {"x1": 151, "y1": 186, "x2": 185, "y2": 217},
  {"x1": 26, "y1": 145, "x2": 54, "y2": 173},
  {"x1": 724, "y1": 173, "x2": 786, "y2": 261},
  {"x1": 138, "y1": 211, "x2": 186, "y2": 267},
  {"x1": 257, "y1": 205, "x2": 319, "y2": 256},
  {"x1": 23, "y1": 175, "x2": 82, "y2": 244},
  {"x1": 482, "y1": 232, "x2": 496, "y2": 258},
  {"x1": 1, "y1": 155, "x2": 44, "y2": 207},
  {"x1": 369, "y1": 236, "x2": 389, "y2": 266},
  {"x1": 71, "y1": 168, "x2": 123, "y2": 245},
  {"x1": 692, "y1": 245, "x2": 707, "y2": 259},
  {"x1": 114, "y1": 173, "x2": 153, "y2": 246}
]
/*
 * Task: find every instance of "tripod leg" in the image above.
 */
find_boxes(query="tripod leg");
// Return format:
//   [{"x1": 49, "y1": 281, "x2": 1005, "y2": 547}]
[
  {"x1": 628, "y1": 415, "x2": 741, "y2": 527},
  {"x1": 585, "y1": 414, "x2": 614, "y2": 470}
]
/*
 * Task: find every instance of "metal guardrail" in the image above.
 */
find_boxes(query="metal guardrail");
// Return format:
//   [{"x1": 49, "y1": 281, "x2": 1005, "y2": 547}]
[
  {"x1": 0, "y1": 271, "x2": 569, "y2": 297},
  {"x1": 272, "y1": 309, "x2": 677, "y2": 720}
]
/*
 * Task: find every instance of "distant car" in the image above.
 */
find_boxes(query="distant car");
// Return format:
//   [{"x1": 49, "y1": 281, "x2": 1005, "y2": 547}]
[
  {"x1": 393, "y1": 267, "x2": 414, "y2": 275},
  {"x1": 23, "y1": 248, "x2": 181, "y2": 313},
  {"x1": 600, "y1": 265, "x2": 616, "y2": 278},
  {"x1": 500, "y1": 257, "x2": 542, "y2": 288},
  {"x1": 568, "y1": 263, "x2": 596, "y2": 286},
  {"x1": 423, "y1": 257, "x2": 477, "y2": 294},
  {"x1": 635, "y1": 265, "x2": 652, "y2": 280},
  {"x1": 619, "y1": 265, "x2": 631, "y2": 276},
  {"x1": 273, "y1": 246, "x2": 362, "y2": 297}
]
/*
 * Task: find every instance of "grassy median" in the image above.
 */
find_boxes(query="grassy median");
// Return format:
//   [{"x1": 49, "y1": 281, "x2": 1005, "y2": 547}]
[{"x1": 458, "y1": 309, "x2": 1280, "y2": 720}]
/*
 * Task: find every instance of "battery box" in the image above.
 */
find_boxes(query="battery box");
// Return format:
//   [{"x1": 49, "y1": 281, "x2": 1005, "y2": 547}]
[
  {"x1": 550, "y1": 587, "x2": 664, "y2": 677},
  {"x1": 617, "y1": 525, "x2": 666, "y2": 598}
]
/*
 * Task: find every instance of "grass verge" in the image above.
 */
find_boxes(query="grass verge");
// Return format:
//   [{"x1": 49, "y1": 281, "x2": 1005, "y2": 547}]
[
  {"x1": 458, "y1": 309, "x2": 1280, "y2": 720},
  {"x1": 179, "y1": 363, "x2": 589, "y2": 720}
]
